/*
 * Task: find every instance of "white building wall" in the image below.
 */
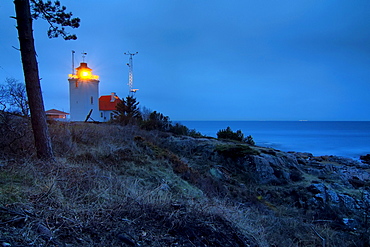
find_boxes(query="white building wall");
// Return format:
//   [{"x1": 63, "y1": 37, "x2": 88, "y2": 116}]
[
  {"x1": 100, "y1": 110, "x2": 117, "y2": 122},
  {"x1": 69, "y1": 79, "x2": 101, "y2": 121}
]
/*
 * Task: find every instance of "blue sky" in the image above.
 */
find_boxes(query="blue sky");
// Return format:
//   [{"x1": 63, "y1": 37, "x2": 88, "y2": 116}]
[{"x1": 1, "y1": 0, "x2": 369, "y2": 120}]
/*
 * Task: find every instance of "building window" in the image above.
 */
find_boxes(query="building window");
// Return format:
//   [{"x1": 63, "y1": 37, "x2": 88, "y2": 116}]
[
  {"x1": 110, "y1": 112, "x2": 114, "y2": 120},
  {"x1": 90, "y1": 96, "x2": 93, "y2": 105},
  {"x1": 100, "y1": 112, "x2": 103, "y2": 118}
]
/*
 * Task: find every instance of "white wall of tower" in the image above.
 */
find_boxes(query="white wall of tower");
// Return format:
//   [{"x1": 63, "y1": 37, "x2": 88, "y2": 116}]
[{"x1": 68, "y1": 78, "x2": 101, "y2": 121}]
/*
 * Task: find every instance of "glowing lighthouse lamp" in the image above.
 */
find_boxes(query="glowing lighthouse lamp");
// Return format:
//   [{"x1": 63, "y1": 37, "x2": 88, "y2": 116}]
[
  {"x1": 80, "y1": 70, "x2": 91, "y2": 78},
  {"x1": 68, "y1": 60, "x2": 100, "y2": 122},
  {"x1": 68, "y1": 63, "x2": 99, "y2": 81}
]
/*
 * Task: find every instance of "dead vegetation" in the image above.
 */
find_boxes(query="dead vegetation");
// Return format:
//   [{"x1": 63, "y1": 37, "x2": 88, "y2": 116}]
[{"x1": 0, "y1": 121, "x2": 364, "y2": 246}]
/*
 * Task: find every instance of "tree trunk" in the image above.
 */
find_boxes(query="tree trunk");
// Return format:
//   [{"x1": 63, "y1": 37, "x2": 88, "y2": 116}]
[{"x1": 14, "y1": 0, "x2": 54, "y2": 160}]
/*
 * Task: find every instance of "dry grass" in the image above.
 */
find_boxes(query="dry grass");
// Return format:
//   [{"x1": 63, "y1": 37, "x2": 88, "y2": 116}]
[{"x1": 0, "y1": 122, "x2": 364, "y2": 246}]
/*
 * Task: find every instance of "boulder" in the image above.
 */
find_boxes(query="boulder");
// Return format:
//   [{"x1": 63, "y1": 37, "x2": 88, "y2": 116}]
[
  {"x1": 339, "y1": 194, "x2": 358, "y2": 211},
  {"x1": 242, "y1": 152, "x2": 306, "y2": 184},
  {"x1": 244, "y1": 154, "x2": 277, "y2": 184},
  {"x1": 307, "y1": 183, "x2": 326, "y2": 194},
  {"x1": 360, "y1": 154, "x2": 370, "y2": 164},
  {"x1": 306, "y1": 183, "x2": 342, "y2": 208},
  {"x1": 326, "y1": 189, "x2": 340, "y2": 204}
]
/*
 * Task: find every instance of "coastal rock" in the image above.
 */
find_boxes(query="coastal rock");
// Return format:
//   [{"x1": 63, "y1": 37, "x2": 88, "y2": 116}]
[
  {"x1": 290, "y1": 152, "x2": 313, "y2": 165},
  {"x1": 268, "y1": 152, "x2": 300, "y2": 169},
  {"x1": 290, "y1": 152, "x2": 314, "y2": 159},
  {"x1": 290, "y1": 168, "x2": 304, "y2": 181},
  {"x1": 165, "y1": 136, "x2": 203, "y2": 156},
  {"x1": 349, "y1": 177, "x2": 368, "y2": 188},
  {"x1": 243, "y1": 152, "x2": 301, "y2": 184},
  {"x1": 306, "y1": 183, "x2": 344, "y2": 209},
  {"x1": 339, "y1": 194, "x2": 358, "y2": 211},
  {"x1": 326, "y1": 189, "x2": 340, "y2": 204},
  {"x1": 161, "y1": 134, "x2": 370, "y2": 235},
  {"x1": 307, "y1": 183, "x2": 328, "y2": 205},
  {"x1": 360, "y1": 154, "x2": 370, "y2": 164},
  {"x1": 320, "y1": 155, "x2": 368, "y2": 169},
  {"x1": 307, "y1": 183, "x2": 326, "y2": 194},
  {"x1": 304, "y1": 167, "x2": 324, "y2": 177},
  {"x1": 164, "y1": 136, "x2": 218, "y2": 160},
  {"x1": 244, "y1": 154, "x2": 277, "y2": 184}
]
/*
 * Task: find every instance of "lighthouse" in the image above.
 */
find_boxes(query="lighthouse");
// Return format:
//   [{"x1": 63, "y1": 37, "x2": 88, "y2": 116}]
[{"x1": 68, "y1": 62, "x2": 100, "y2": 121}]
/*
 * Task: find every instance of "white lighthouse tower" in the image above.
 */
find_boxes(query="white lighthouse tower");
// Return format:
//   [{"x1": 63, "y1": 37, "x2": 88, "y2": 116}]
[{"x1": 68, "y1": 62, "x2": 100, "y2": 121}]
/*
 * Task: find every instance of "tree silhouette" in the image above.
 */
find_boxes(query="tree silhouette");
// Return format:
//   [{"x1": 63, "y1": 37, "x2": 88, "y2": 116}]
[
  {"x1": 141, "y1": 111, "x2": 171, "y2": 131},
  {"x1": 114, "y1": 96, "x2": 142, "y2": 125},
  {"x1": 13, "y1": 0, "x2": 80, "y2": 159},
  {"x1": 0, "y1": 78, "x2": 29, "y2": 116}
]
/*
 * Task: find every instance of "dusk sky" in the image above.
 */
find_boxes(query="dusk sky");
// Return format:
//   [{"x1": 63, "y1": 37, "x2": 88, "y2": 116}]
[{"x1": 1, "y1": 1, "x2": 369, "y2": 121}]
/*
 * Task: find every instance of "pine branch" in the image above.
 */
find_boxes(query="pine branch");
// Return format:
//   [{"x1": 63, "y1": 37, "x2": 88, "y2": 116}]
[{"x1": 30, "y1": 0, "x2": 80, "y2": 40}]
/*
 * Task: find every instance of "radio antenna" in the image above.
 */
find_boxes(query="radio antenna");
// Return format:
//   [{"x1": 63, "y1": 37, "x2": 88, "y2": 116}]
[
  {"x1": 82, "y1": 51, "x2": 87, "y2": 62},
  {"x1": 71, "y1": 50, "x2": 75, "y2": 74},
  {"x1": 124, "y1": 51, "x2": 139, "y2": 96}
]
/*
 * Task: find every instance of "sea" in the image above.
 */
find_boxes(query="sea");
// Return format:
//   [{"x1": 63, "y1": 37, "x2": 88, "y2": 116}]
[{"x1": 178, "y1": 121, "x2": 370, "y2": 160}]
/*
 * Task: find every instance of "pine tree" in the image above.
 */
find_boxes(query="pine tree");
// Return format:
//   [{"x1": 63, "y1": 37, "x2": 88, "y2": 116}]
[
  {"x1": 114, "y1": 96, "x2": 142, "y2": 125},
  {"x1": 13, "y1": 0, "x2": 80, "y2": 159}
]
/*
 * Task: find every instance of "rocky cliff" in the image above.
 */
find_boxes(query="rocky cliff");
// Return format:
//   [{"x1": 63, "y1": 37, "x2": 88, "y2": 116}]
[{"x1": 161, "y1": 135, "x2": 370, "y2": 235}]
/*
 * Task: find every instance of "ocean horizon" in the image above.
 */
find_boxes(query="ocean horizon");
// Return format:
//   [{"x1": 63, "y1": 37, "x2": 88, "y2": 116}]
[{"x1": 178, "y1": 121, "x2": 370, "y2": 160}]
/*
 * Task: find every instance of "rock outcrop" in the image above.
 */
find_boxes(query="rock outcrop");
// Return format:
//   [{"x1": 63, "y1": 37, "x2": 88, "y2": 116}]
[{"x1": 161, "y1": 135, "x2": 370, "y2": 234}]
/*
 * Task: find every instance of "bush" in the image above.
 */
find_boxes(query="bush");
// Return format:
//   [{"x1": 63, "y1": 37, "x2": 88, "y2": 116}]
[
  {"x1": 169, "y1": 122, "x2": 189, "y2": 135},
  {"x1": 141, "y1": 112, "x2": 203, "y2": 138},
  {"x1": 217, "y1": 126, "x2": 255, "y2": 145},
  {"x1": 141, "y1": 111, "x2": 171, "y2": 131},
  {"x1": 245, "y1": 135, "x2": 255, "y2": 145},
  {"x1": 217, "y1": 127, "x2": 244, "y2": 141},
  {"x1": 169, "y1": 123, "x2": 203, "y2": 138},
  {"x1": 0, "y1": 113, "x2": 35, "y2": 158}
]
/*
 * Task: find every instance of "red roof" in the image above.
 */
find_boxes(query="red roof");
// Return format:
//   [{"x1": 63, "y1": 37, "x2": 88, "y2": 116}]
[
  {"x1": 45, "y1": 109, "x2": 69, "y2": 115},
  {"x1": 99, "y1": 95, "x2": 121, "y2": 111}
]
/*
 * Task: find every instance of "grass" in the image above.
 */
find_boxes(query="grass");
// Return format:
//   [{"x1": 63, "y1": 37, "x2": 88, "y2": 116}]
[
  {"x1": 0, "y1": 121, "x2": 365, "y2": 246},
  {"x1": 0, "y1": 162, "x2": 37, "y2": 204},
  {"x1": 215, "y1": 143, "x2": 260, "y2": 158}
]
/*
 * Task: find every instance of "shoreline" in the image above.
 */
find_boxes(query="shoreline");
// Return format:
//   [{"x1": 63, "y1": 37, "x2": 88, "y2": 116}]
[{"x1": 179, "y1": 120, "x2": 370, "y2": 160}]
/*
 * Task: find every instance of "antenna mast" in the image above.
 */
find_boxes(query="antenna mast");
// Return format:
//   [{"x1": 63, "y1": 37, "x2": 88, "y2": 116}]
[
  {"x1": 71, "y1": 50, "x2": 75, "y2": 74},
  {"x1": 124, "y1": 51, "x2": 138, "y2": 96},
  {"x1": 82, "y1": 52, "x2": 87, "y2": 62}
]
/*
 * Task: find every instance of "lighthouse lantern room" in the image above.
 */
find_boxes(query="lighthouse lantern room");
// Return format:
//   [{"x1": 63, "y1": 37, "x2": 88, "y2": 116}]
[{"x1": 68, "y1": 62, "x2": 100, "y2": 121}]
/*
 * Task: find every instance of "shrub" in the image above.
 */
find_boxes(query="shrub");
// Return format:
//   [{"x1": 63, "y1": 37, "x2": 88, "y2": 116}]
[
  {"x1": 141, "y1": 111, "x2": 171, "y2": 131},
  {"x1": 245, "y1": 135, "x2": 255, "y2": 145},
  {"x1": 141, "y1": 112, "x2": 203, "y2": 138},
  {"x1": 169, "y1": 122, "x2": 203, "y2": 138},
  {"x1": 0, "y1": 113, "x2": 35, "y2": 158},
  {"x1": 217, "y1": 126, "x2": 255, "y2": 144},
  {"x1": 217, "y1": 126, "x2": 244, "y2": 141},
  {"x1": 169, "y1": 122, "x2": 189, "y2": 135},
  {"x1": 188, "y1": 129, "x2": 203, "y2": 138}
]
